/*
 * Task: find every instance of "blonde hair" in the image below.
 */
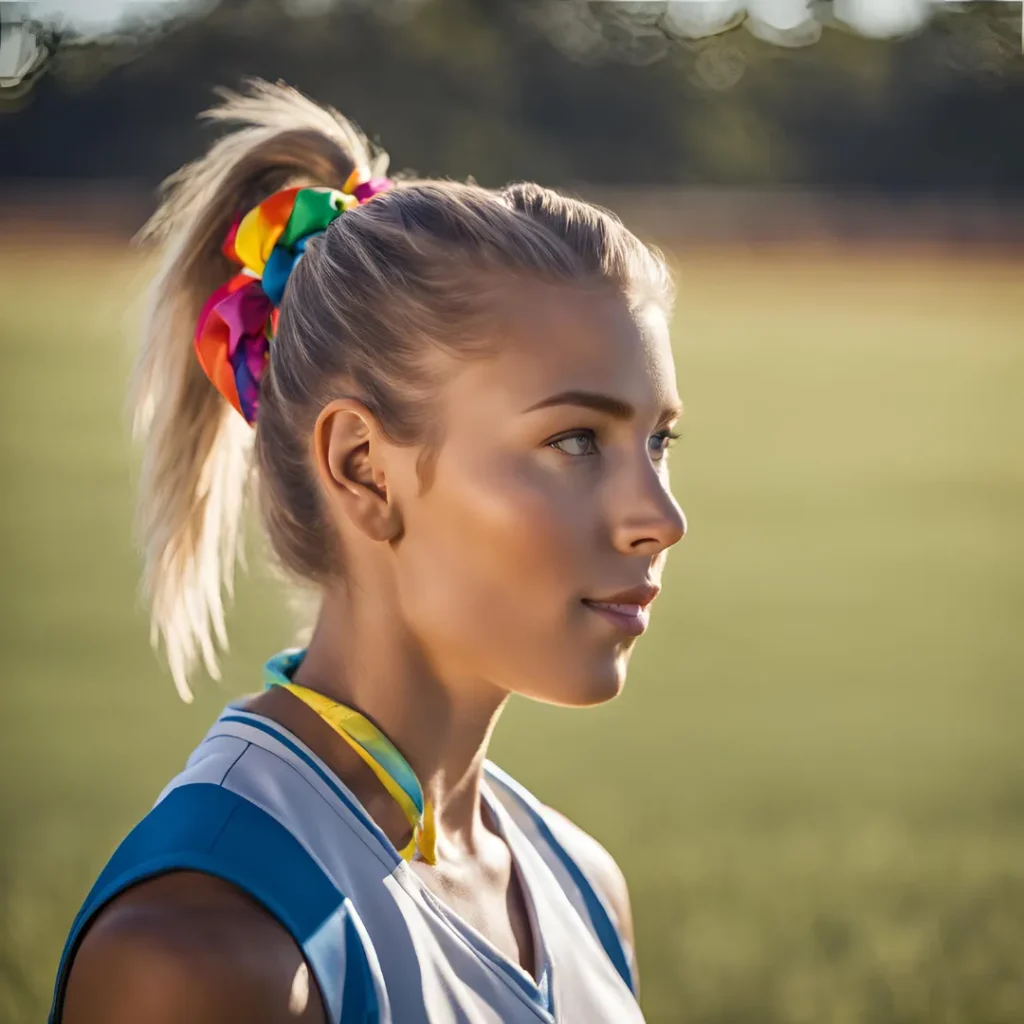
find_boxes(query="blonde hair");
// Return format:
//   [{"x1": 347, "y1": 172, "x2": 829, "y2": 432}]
[{"x1": 131, "y1": 79, "x2": 674, "y2": 700}]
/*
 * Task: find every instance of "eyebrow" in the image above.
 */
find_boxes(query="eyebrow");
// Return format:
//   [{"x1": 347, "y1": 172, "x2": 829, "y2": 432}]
[{"x1": 524, "y1": 389, "x2": 682, "y2": 424}]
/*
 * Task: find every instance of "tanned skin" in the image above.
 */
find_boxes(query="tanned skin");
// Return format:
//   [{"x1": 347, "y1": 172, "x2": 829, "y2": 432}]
[{"x1": 62, "y1": 279, "x2": 683, "y2": 1022}]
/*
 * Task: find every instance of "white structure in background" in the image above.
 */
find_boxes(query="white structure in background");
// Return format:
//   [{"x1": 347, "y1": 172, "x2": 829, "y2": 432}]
[
  {"x1": 0, "y1": 0, "x2": 214, "y2": 90},
  {"x1": 0, "y1": 9, "x2": 48, "y2": 89},
  {"x1": 661, "y1": 0, "x2": 936, "y2": 47},
  {"x1": 13, "y1": 0, "x2": 201, "y2": 33},
  {"x1": 831, "y1": 0, "x2": 933, "y2": 38},
  {"x1": 1, "y1": 0, "x2": 1019, "y2": 91}
]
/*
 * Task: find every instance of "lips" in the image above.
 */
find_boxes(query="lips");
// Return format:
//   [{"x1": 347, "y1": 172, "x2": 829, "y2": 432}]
[{"x1": 582, "y1": 583, "x2": 660, "y2": 637}]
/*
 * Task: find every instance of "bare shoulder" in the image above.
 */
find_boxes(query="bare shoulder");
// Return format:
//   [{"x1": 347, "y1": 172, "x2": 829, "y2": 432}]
[
  {"x1": 61, "y1": 871, "x2": 326, "y2": 1024},
  {"x1": 542, "y1": 806, "x2": 635, "y2": 947}
]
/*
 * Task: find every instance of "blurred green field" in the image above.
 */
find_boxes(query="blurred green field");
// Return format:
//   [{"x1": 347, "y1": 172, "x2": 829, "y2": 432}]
[{"x1": 1, "y1": 237, "x2": 1023, "y2": 1024}]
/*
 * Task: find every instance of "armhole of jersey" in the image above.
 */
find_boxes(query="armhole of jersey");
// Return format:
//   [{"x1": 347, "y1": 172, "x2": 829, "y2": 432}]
[
  {"x1": 483, "y1": 765, "x2": 638, "y2": 997},
  {"x1": 49, "y1": 782, "x2": 384, "y2": 1024}
]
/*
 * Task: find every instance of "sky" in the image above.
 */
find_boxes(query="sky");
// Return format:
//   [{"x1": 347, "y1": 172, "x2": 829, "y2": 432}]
[
  {"x1": 10, "y1": 1, "x2": 1018, "y2": 41},
  {"x1": 14, "y1": 0, "x2": 209, "y2": 33}
]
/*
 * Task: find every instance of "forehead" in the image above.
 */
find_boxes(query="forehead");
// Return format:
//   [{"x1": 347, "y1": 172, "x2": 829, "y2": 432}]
[{"x1": 456, "y1": 278, "x2": 678, "y2": 416}]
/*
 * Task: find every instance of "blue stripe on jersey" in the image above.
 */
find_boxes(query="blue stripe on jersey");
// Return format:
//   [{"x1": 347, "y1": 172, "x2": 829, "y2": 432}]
[
  {"x1": 218, "y1": 713, "x2": 403, "y2": 868},
  {"x1": 484, "y1": 765, "x2": 637, "y2": 997},
  {"x1": 49, "y1": 782, "x2": 379, "y2": 1024}
]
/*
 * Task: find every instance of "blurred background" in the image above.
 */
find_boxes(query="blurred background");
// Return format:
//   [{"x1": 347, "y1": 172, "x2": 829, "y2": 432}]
[{"x1": 1, "y1": 1, "x2": 1023, "y2": 1022}]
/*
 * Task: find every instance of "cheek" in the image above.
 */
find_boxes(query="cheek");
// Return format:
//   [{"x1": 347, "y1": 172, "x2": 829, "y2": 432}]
[{"x1": 395, "y1": 451, "x2": 591, "y2": 666}]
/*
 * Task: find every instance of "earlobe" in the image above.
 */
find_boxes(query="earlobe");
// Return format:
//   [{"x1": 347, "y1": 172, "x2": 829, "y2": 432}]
[{"x1": 314, "y1": 400, "x2": 401, "y2": 542}]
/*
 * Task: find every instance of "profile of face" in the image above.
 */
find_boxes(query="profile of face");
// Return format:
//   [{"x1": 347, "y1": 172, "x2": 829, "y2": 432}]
[{"x1": 317, "y1": 278, "x2": 686, "y2": 707}]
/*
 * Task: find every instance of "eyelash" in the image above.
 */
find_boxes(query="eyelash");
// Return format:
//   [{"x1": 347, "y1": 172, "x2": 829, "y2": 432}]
[{"x1": 548, "y1": 429, "x2": 681, "y2": 459}]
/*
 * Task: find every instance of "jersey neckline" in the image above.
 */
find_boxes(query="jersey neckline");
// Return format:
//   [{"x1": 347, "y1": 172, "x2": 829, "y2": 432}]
[{"x1": 212, "y1": 701, "x2": 556, "y2": 1020}]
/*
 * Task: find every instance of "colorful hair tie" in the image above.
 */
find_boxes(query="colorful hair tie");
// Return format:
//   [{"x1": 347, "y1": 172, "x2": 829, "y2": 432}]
[{"x1": 194, "y1": 172, "x2": 393, "y2": 424}]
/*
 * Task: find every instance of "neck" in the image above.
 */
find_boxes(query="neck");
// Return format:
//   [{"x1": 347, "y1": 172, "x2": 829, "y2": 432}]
[{"x1": 293, "y1": 585, "x2": 509, "y2": 842}]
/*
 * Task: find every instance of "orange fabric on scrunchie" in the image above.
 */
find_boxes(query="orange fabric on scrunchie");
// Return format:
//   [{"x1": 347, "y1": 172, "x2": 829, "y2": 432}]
[{"x1": 194, "y1": 176, "x2": 393, "y2": 424}]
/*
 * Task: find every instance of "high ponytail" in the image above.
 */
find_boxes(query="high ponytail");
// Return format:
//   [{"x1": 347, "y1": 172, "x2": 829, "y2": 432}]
[
  {"x1": 130, "y1": 80, "x2": 385, "y2": 700},
  {"x1": 132, "y1": 80, "x2": 672, "y2": 702}
]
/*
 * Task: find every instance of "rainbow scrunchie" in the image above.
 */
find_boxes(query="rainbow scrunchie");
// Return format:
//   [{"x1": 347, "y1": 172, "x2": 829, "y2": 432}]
[{"x1": 194, "y1": 171, "x2": 393, "y2": 424}]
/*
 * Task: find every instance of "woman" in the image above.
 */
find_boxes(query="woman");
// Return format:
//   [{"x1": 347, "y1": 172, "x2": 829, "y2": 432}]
[{"x1": 51, "y1": 80, "x2": 686, "y2": 1023}]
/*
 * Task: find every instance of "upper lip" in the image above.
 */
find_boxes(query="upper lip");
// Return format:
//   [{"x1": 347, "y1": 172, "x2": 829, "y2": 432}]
[{"x1": 584, "y1": 583, "x2": 661, "y2": 609}]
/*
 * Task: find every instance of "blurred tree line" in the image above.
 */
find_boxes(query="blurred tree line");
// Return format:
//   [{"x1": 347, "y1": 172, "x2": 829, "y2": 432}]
[{"x1": 1, "y1": 0, "x2": 1023, "y2": 191}]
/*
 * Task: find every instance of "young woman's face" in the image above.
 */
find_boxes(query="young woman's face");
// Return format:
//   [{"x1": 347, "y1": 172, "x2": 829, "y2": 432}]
[{"x1": 390, "y1": 279, "x2": 686, "y2": 707}]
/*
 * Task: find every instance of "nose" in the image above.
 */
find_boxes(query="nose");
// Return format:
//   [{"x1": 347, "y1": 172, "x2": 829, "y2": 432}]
[{"x1": 609, "y1": 460, "x2": 686, "y2": 557}]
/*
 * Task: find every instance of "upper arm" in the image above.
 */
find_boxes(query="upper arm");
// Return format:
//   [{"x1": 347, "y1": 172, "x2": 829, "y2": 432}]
[
  {"x1": 543, "y1": 807, "x2": 639, "y2": 990},
  {"x1": 61, "y1": 873, "x2": 327, "y2": 1024}
]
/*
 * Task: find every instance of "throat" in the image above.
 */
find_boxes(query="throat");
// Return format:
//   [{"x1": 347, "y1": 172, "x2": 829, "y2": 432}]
[{"x1": 408, "y1": 799, "x2": 542, "y2": 985}]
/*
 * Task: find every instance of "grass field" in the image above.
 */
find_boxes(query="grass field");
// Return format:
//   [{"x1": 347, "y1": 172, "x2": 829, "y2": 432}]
[{"x1": 1, "y1": 237, "x2": 1022, "y2": 1023}]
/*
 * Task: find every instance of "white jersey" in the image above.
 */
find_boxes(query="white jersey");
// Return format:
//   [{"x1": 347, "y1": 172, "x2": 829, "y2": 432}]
[{"x1": 51, "y1": 701, "x2": 645, "y2": 1023}]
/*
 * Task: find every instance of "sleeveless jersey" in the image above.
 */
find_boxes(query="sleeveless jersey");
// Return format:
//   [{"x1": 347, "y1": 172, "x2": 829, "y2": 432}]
[{"x1": 49, "y1": 701, "x2": 645, "y2": 1023}]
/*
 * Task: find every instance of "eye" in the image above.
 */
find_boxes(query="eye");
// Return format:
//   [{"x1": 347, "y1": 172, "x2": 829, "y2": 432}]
[
  {"x1": 649, "y1": 429, "x2": 681, "y2": 462},
  {"x1": 549, "y1": 430, "x2": 598, "y2": 457}
]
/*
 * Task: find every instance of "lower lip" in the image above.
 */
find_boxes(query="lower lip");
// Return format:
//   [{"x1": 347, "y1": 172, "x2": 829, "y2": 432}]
[{"x1": 582, "y1": 601, "x2": 650, "y2": 637}]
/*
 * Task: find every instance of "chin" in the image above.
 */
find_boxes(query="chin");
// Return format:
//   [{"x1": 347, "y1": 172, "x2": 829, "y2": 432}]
[
  {"x1": 573, "y1": 676, "x2": 626, "y2": 707},
  {"x1": 530, "y1": 647, "x2": 632, "y2": 708},
  {"x1": 579, "y1": 655, "x2": 630, "y2": 706}
]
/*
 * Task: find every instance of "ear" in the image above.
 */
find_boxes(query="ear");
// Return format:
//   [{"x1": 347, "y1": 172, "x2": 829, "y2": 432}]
[{"x1": 312, "y1": 399, "x2": 402, "y2": 542}]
